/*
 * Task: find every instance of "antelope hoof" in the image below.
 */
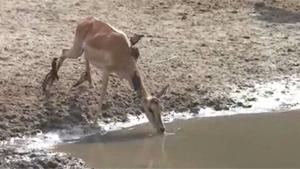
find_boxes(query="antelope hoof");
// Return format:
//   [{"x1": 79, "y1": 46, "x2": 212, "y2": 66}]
[
  {"x1": 43, "y1": 74, "x2": 58, "y2": 92},
  {"x1": 73, "y1": 72, "x2": 92, "y2": 88}
]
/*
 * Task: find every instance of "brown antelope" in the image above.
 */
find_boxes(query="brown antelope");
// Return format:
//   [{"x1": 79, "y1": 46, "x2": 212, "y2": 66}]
[{"x1": 42, "y1": 17, "x2": 169, "y2": 133}]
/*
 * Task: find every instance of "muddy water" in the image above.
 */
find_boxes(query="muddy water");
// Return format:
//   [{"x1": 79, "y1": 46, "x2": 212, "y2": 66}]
[{"x1": 54, "y1": 111, "x2": 300, "y2": 168}]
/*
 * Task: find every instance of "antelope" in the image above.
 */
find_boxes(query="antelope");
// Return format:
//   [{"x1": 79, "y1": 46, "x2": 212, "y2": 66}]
[{"x1": 42, "y1": 17, "x2": 169, "y2": 133}]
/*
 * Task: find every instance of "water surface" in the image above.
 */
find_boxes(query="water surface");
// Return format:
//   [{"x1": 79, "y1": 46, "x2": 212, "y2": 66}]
[{"x1": 54, "y1": 110, "x2": 300, "y2": 168}]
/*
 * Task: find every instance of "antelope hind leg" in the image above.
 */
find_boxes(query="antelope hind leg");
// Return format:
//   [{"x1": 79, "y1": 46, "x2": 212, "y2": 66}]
[
  {"x1": 42, "y1": 58, "x2": 59, "y2": 92},
  {"x1": 73, "y1": 58, "x2": 92, "y2": 88},
  {"x1": 73, "y1": 71, "x2": 92, "y2": 88}
]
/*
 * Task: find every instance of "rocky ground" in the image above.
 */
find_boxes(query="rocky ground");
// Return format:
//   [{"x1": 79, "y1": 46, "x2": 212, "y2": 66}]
[
  {"x1": 0, "y1": 147, "x2": 85, "y2": 169},
  {"x1": 1, "y1": 0, "x2": 300, "y2": 168}
]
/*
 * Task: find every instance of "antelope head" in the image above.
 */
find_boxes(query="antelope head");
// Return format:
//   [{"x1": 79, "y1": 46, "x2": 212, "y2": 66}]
[
  {"x1": 143, "y1": 85, "x2": 169, "y2": 133},
  {"x1": 129, "y1": 34, "x2": 169, "y2": 133}
]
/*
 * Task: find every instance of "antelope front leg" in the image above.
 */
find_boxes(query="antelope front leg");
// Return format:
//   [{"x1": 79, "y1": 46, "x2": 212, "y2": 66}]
[
  {"x1": 73, "y1": 57, "x2": 92, "y2": 88},
  {"x1": 93, "y1": 71, "x2": 109, "y2": 125}
]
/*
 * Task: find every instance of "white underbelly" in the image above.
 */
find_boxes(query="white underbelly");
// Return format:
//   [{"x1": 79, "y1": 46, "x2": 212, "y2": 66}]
[{"x1": 84, "y1": 46, "x2": 112, "y2": 69}]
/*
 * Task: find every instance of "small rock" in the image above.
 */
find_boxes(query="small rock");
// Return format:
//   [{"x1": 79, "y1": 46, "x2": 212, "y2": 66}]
[
  {"x1": 244, "y1": 105, "x2": 252, "y2": 108},
  {"x1": 46, "y1": 161, "x2": 58, "y2": 168},
  {"x1": 231, "y1": 10, "x2": 238, "y2": 14},
  {"x1": 17, "y1": 162, "x2": 28, "y2": 168},
  {"x1": 214, "y1": 104, "x2": 229, "y2": 111},
  {"x1": 102, "y1": 102, "x2": 112, "y2": 110},
  {"x1": 102, "y1": 112, "x2": 111, "y2": 118},
  {"x1": 0, "y1": 105, "x2": 7, "y2": 112},
  {"x1": 178, "y1": 107, "x2": 189, "y2": 112},
  {"x1": 247, "y1": 97, "x2": 257, "y2": 102},
  {"x1": 190, "y1": 107, "x2": 199, "y2": 114},
  {"x1": 237, "y1": 102, "x2": 244, "y2": 107},
  {"x1": 29, "y1": 154, "x2": 37, "y2": 158},
  {"x1": 205, "y1": 75, "x2": 212, "y2": 79},
  {"x1": 236, "y1": 102, "x2": 252, "y2": 108},
  {"x1": 265, "y1": 91, "x2": 274, "y2": 95},
  {"x1": 5, "y1": 114, "x2": 17, "y2": 120},
  {"x1": 0, "y1": 122, "x2": 9, "y2": 129},
  {"x1": 254, "y1": 2, "x2": 265, "y2": 9},
  {"x1": 11, "y1": 127, "x2": 21, "y2": 133},
  {"x1": 287, "y1": 48, "x2": 295, "y2": 52},
  {"x1": 31, "y1": 129, "x2": 42, "y2": 135},
  {"x1": 54, "y1": 157, "x2": 62, "y2": 163},
  {"x1": 121, "y1": 118, "x2": 127, "y2": 122},
  {"x1": 36, "y1": 159, "x2": 46, "y2": 167}
]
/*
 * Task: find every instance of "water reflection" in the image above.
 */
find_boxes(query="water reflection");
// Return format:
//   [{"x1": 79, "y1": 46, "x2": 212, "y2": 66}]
[{"x1": 55, "y1": 124, "x2": 178, "y2": 168}]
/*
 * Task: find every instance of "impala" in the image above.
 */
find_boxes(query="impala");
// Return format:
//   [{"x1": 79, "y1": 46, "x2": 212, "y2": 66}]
[{"x1": 42, "y1": 17, "x2": 169, "y2": 133}]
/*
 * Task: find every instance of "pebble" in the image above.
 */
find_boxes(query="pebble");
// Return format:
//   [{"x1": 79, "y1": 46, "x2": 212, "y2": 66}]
[
  {"x1": 190, "y1": 107, "x2": 200, "y2": 114},
  {"x1": 0, "y1": 122, "x2": 9, "y2": 129}
]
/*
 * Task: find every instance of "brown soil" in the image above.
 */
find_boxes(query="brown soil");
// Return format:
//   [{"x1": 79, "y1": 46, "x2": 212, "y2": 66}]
[
  {"x1": 1, "y1": 0, "x2": 300, "y2": 141},
  {"x1": 0, "y1": 147, "x2": 86, "y2": 169}
]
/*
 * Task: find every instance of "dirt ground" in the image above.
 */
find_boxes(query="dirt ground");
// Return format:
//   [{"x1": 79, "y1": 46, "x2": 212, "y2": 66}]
[{"x1": 1, "y1": 0, "x2": 300, "y2": 168}]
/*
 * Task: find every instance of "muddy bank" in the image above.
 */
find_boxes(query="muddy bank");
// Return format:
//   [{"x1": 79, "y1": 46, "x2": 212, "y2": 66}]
[
  {"x1": 0, "y1": 147, "x2": 86, "y2": 169},
  {"x1": 1, "y1": 0, "x2": 300, "y2": 152}
]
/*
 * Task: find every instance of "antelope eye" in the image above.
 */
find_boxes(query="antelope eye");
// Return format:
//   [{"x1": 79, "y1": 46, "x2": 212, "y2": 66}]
[{"x1": 148, "y1": 107, "x2": 154, "y2": 114}]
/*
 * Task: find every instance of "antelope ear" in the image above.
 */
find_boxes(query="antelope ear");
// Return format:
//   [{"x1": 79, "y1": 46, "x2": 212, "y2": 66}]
[
  {"x1": 156, "y1": 84, "x2": 169, "y2": 98},
  {"x1": 130, "y1": 34, "x2": 144, "y2": 46}
]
